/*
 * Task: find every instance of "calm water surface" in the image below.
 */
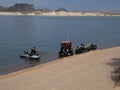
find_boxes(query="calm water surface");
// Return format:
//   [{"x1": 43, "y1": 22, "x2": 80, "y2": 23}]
[{"x1": 0, "y1": 16, "x2": 120, "y2": 74}]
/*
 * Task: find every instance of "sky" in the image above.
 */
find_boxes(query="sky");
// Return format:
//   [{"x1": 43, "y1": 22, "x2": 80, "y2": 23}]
[{"x1": 0, "y1": 0, "x2": 120, "y2": 11}]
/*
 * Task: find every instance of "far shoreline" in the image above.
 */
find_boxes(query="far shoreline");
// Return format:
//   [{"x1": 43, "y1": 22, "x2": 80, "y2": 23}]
[{"x1": 0, "y1": 11, "x2": 120, "y2": 16}]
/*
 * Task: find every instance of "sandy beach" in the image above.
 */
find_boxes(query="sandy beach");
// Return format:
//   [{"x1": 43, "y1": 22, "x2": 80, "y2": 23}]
[
  {"x1": 0, "y1": 47, "x2": 120, "y2": 90},
  {"x1": 0, "y1": 11, "x2": 120, "y2": 16}
]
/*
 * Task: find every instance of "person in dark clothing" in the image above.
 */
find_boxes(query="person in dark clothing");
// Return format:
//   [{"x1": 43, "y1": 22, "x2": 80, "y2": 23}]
[
  {"x1": 24, "y1": 50, "x2": 28, "y2": 54},
  {"x1": 30, "y1": 47, "x2": 37, "y2": 55}
]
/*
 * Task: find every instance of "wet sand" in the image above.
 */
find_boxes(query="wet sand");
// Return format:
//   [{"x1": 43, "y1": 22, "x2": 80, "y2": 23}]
[{"x1": 0, "y1": 47, "x2": 120, "y2": 90}]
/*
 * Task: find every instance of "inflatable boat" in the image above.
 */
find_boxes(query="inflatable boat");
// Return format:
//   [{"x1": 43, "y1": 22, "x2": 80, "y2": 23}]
[
  {"x1": 20, "y1": 49, "x2": 40, "y2": 60},
  {"x1": 20, "y1": 54, "x2": 40, "y2": 60}
]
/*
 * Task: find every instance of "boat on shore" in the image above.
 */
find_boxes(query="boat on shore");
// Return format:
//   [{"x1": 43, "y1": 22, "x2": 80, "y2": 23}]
[
  {"x1": 58, "y1": 40, "x2": 73, "y2": 58},
  {"x1": 75, "y1": 42, "x2": 97, "y2": 54}
]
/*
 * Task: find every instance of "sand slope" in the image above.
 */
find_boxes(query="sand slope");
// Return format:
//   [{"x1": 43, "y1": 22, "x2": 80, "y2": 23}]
[{"x1": 0, "y1": 47, "x2": 120, "y2": 90}]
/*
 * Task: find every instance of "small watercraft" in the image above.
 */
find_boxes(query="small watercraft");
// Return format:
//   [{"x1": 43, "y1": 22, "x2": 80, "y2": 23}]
[
  {"x1": 59, "y1": 40, "x2": 73, "y2": 58},
  {"x1": 20, "y1": 54, "x2": 40, "y2": 60},
  {"x1": 75, "y1": 42, "x2": 97, "y2": 54},
  {"x1": 20, "y1": 49, "x2": 40, "y2": 60}
]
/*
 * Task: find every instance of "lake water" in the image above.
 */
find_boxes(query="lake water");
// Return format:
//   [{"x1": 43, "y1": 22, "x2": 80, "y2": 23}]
[{"x1": 0, "y1": 16, "x2": 120, "y2": 74}]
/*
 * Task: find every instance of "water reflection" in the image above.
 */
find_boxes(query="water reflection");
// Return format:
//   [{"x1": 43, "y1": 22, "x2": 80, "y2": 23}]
[{"x1": 23, "y1": 59, "x2": 40, "y2": 67}]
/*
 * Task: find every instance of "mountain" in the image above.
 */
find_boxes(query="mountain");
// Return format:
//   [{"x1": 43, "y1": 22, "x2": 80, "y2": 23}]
[
  {"x1": 8, "y1": 3, "x2": 35, "y2": 11},
  {"x1": 0, "y1": 3, "x2": 35, "y2": 11},
  {"x1": 0, "y1": 5, "x2": 5, "y2": 11},
  {"x1": 56, "y1": 8, "x2": 68, "y2": 12}
]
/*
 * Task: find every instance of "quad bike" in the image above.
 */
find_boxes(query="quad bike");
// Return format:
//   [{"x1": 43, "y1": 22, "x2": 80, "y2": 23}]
[{"x1": 59, "y1": 40, "x2": 73, "y2": 58}]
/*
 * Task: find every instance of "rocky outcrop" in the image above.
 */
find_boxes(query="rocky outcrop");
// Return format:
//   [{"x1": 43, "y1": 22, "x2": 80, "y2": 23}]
[
  {"x1": 8, "y1": 3, "x2": 35, "y2": 11},
  {"x1": 0, "y1": 3, "x2": 35, "y2": 11},
  {"x1": 0, "y1": 5, "x2": 5, "y2": 11},
  {"x1": 0, "y1": 6, "x2": 3, "y2": 9},
  {"x1": 56, "y1": 8, "x2": 68, "y2": 12}
]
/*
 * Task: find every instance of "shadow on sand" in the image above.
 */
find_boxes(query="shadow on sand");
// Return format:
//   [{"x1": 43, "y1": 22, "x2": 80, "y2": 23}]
[{"x1": 107, "y1": 58, "x2": 120, "y2": 86}]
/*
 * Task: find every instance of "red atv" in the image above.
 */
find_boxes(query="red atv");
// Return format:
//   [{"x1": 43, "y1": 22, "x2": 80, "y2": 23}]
[{"x1": 59, "y1": 40, "x2": 73, "y2": 58}]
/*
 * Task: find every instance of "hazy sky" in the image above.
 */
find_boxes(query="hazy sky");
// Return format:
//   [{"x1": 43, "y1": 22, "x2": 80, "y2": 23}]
[{"x1": 0, "y1": 0, "x2": 120, "y2": 11}]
